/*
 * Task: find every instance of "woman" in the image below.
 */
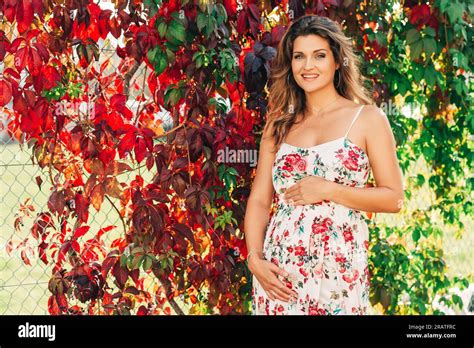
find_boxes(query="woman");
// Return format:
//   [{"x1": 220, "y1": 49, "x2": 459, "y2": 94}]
[{"x1": 244, "y1": 14, "x2": 404, "y2": 315}]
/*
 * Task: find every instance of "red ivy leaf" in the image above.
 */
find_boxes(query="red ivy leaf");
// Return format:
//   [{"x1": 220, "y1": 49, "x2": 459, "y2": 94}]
[
  {"x1": 91, "y1": 183, "x2": 105, "y2": 211},
  {"x1": 21, "y1": 249, "x2": 31, "y2": 266},
  {"x1": 172, "y1": 223, "x2": 197, "y2": 249},
  {"x1": 0, "y1": 31, "x2": 10, "y2": 61},
  {"x1": 73, "y1": 225, "x2": 91, "y2": 240},
  {"x1": 71, "y1": 240, "x2": 81, "y2": 253},
  {"x1": 47, "y1": 190, "x2": 65, "y2": 215},
  {"x1": 112, "y1": 261, "x2": 129, "y2": 289},
  {"x1": 118, "y1": 128, "x2": 137, "y2": 158},
  {"x1": 97, "y1": 225, "x2": 116, "y2": 239},
  {"x1": 237, "y1": 4, "x2": 261, "y2": 38},
  {"x1": 16, "y1": 0, "x2": 35, "y2": 34},
  {"x1": 134, "y1": 137, "x2": 147, "y2": 163},
  {"x1": 14, "y1": 46, "x2": 28, "y2": 72},
  {"x1": 0, "y1": 79, "x2": 12, "y2": 106},
  {"x1": 27, "y1": 47, "x2": 42, "y2": 75},
  {"x1": 223, "y1": 0, "x2": 238, "y2": 18},
  {"x1": 41, "y1": 65, "x2": 61, "y2": 90},
  {"x1": 48, "y1": 295, "x2": 60, "y2": 315},
  {"x1": 137, "y1": 305, "x2": 148, "y2": 315},
  {"x1": 409, "y1": 4, "x2": 431, "y2": 28},
  {"x1": 101, "y1": 254, "x2": 119, "y2": 279},
  {"x1": 38, "y1": 241, "x2": 48, "y2": 264},
  {"x1": 110, "y1": 93, "x2": 132, "y2": 119},
  {"x1": 74, "y1": 192, "x2": 89, "y2": 223}
]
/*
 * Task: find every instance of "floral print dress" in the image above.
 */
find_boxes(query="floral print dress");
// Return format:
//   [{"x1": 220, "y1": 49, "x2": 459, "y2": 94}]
[{"x1": 251, "y1": 105, "x2": 371, "y2": 315}]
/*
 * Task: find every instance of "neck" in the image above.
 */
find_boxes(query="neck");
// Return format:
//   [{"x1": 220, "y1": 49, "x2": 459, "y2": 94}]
[{"x1": 304, "y1": 84, "x2": 340, "y2": 116}]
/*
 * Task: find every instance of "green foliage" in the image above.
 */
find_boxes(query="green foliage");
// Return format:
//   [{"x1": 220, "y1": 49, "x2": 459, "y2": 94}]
[{"x1": 350, "y1": 0, "x2": 473, "y2": 314}]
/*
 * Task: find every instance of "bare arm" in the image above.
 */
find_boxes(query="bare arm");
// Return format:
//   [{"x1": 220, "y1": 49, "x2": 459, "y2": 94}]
[
  {"x1": 244, "y1": 122, "x2": 276, "y2": 269},
  {"x1": 327, "y1": 105, "x2": 405, "y2": 213}
]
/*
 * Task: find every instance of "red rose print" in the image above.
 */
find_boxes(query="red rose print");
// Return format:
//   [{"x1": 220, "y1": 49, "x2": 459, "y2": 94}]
[
  {"x1": 342, "y1": 269, "x2": 359, "y2": 283},
  {"x1": 343, "y1": 229, "x2": 354, "y2": 243},
  {"x1": 283, "y1": 154, "x2": 307, "y2": 172},
  {"x1": 295, "y1": 158, "x2": 306, "y2": 171},
  {"x1": 321, "y1": 217, "x2": 333, "y2": 227},
  {"x1": 308, "y1": 302, "x2": 326, "y2": 315},
  {"x1": 285, "y1": 154, "x2": 300, "y2": 165},
  {"x1": 343, "y1": 157, "x2": 358, "y2": 171},
  {"x1": 299, "y1": 267, "x2": 308, "y2": 277},
  {"x1": 335, "y1": 253, "x2": 347, "y2": 263},
  {"x1": 294, "y1": 245, "x2": 306, "y2": 256},
  {"x1": 312, "y1": 223, "x2": 328, "y2": 234}
]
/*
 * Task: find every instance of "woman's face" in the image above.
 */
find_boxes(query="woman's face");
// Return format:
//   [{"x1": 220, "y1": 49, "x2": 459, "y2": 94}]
[{"x1": 291, "y1": 34, "x2": 339, "y2": 93}]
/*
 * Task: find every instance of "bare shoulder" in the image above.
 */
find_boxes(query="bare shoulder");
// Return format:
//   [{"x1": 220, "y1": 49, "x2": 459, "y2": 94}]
[
  {"x1": 361, "y1": 104, "x2": 398, "y2": 157},
  {"x1": 357, "y1": 104, "x2": 391, "y2": 133},
  {"x1": 361, "y1": 104, "x2": 389, "y2": 123},
  {"x1": 261, "y1": 118, "x2": 277, "y2": 147}
]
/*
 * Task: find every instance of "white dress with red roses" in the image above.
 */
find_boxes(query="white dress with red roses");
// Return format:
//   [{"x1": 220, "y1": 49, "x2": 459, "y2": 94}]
[{"x1": 252, "y1": 105, "x2": 371, "y2": 315}]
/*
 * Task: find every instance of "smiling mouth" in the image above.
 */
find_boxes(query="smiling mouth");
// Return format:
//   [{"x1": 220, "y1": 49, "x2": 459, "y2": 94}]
[{"x1": 301, "y1": 74, "x2": 319, "y2": 81}]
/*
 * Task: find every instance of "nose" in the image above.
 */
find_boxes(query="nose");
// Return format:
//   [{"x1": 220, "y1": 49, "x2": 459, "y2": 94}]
[{"x1": 304, "y1": 57, "x2": 316, "y2": 71}]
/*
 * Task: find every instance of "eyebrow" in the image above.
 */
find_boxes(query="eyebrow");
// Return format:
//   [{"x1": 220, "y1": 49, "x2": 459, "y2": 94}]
[{"x1": 293, "y1": 49, "x2": 328, "y2": 54}]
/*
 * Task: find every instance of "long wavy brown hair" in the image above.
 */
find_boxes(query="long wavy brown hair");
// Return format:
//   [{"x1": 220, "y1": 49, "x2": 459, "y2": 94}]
[{"x1": 264, "y1": 14, "x2": 374, "y2": 153}]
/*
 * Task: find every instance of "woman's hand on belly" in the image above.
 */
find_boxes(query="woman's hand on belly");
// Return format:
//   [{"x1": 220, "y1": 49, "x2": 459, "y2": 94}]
[
  {"x1": 282, "y1": 175, "x2": 334, "y2": 206},
  {"x1": 250, "y1": 258, "x2": 299, "y2": 302}
]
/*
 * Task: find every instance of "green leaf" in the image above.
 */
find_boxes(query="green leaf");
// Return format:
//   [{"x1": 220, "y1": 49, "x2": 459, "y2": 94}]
[
  {"x1": 406, "y1": 29, "x2": 420, "y2": 45},
  {"x1": 410, "y1": 40, "x2": 423, "y2": 60},
  {"x1": 412, "y1": 228, "x2": 421, "y2": 243},
  {"x1": 142, "y1": 254, "x2": 154, "y2": 271},
  {"x1": 131, "y1": 254, "x2": 144, "y2": 269},
  {"x1": 157, "y1": 20, "x2": 167, "y2": 38},
  {"x1": 147, "y1": 46, "x2": 168, "y2": 75},
  {"x1": 439, "y1": 0, "x2": 450, "y2": 12},
  {"x1": 120, "y1": 253, "x2": 128, "y2": 268},
  {"x1": 227, "y1": 167, "x2": 239, "y2": 176},
  {"x1": 446, "y1": 3, "x2": 464, "y2": 23},
  {"x1": 214, "y1": 3, "x2": 228, "y2": 26},
  {"x1": 423, "y1": 38, "x2": 437, "y2": 57},
  {"x1": 166, "y1": 19, "x2": 186, "y2": 46},
  {"x1": 416, "y1": 174, "x2": 425, "y2": 187},
  {"x1": 143, "y1": 0, "x2": 162, "y2": 17},
  {"x1": 197, "y1": 11, "x2": 216, "y2": 38},
  {"x1": 411, "y1": 64, "x2": 424, "y2": 82},
  {"x1": 164, "y1": 85, "x2": 183, "y2": 107},
  {"x1": 452, "y1": 294, "x2": 464, "y2": 308},
  {"x1": 424, "y1": 27, "x2": 436, "y2": 37},
  {"x1": 424, "y1": 65, "x2": 436, "y2": 86}
]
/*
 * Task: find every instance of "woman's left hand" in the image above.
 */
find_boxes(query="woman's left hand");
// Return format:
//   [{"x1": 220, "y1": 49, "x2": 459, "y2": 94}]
[{"x1": 282, "y1": 176, "x2": 334, "y2": 206}]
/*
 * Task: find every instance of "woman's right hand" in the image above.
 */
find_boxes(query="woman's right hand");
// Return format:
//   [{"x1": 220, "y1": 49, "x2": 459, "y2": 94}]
[{"x1": 249, "y1": 257, "x2": 298, "y2": 302}]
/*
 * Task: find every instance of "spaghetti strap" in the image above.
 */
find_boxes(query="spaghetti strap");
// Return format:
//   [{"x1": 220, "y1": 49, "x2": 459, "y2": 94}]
[{"x1": 344, "y1": 105, "x2": 364, "y2": 138}]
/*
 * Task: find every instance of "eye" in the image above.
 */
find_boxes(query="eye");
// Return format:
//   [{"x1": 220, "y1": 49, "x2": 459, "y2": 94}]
[
  {"x1": 293, "y1": 55, "x2": 302, "y2": 60},
  {"x1": 316, "y1": 54, "x2": 326, "y2": 59}
]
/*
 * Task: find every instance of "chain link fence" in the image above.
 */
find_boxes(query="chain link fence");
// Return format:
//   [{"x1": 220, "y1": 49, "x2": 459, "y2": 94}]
[{"x1": 0, "y1": 15, "x2": 186, "y2": 313}]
